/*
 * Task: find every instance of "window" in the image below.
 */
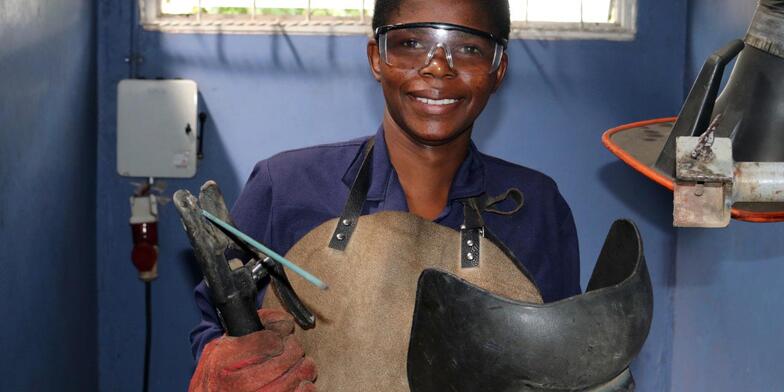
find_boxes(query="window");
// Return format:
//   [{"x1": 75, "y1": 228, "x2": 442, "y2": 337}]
[{"x1": 141, "y1": 0, "x2": 636, "y2": 40}]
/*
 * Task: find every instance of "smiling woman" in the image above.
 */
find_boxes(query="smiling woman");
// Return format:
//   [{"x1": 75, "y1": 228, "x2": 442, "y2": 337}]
[
  {"x1": 181, "y1": 0, "x2": 603, "y2": 392},
  {"x1": 143, "y1": 0, "x2": 636, "y2": 39},
  {"x1": 187, "y1": 2, "x2": 585, "y2": 390}
]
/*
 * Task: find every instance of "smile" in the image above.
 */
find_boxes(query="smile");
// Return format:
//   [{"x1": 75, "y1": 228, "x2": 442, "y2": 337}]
[{"x1": 414, "y1": 97, "x2": 460, "y2": 106}]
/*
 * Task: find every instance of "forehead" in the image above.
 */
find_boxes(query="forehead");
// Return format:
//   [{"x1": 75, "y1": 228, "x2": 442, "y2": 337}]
[{"x1": 387, "y1": 0, "x2": 497, "y2": 35}]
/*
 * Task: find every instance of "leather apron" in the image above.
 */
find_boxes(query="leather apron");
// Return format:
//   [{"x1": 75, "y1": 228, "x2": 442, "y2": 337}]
[{"x1": 262, "y1": 139, "x2": 543, "y2": 391}]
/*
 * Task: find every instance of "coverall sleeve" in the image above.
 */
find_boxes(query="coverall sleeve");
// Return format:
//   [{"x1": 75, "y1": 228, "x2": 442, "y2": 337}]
[{"x1": 189, "y1": 160, "x2": 275, "y2": 361}]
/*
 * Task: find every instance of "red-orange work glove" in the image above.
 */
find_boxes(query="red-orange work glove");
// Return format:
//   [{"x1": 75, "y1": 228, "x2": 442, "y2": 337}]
[{"x1": 189, "y1": 308, "x2": 317, "y2": 392}]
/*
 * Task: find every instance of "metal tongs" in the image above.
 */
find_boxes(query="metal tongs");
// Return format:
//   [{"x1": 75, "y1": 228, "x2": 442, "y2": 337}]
[{"x1": 173, "y1": 181, "x2": 315, "y2": 336}]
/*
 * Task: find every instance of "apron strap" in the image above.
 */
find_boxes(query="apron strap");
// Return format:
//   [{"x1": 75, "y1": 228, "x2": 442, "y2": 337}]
[
  {"x1": 459, "y1": 189, "x2": 525, "y2": 269},
  {"x1": 329, "y1": 137, "x2": 375, "y2": 251}
]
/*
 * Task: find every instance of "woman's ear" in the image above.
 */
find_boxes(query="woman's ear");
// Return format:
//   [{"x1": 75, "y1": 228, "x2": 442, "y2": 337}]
[
  {"x1": 491, "y1": 52, "x2": 509, "y2": 93},
  {"x1": 367, "y1": 39, "x2": 383, "y2": 82}
]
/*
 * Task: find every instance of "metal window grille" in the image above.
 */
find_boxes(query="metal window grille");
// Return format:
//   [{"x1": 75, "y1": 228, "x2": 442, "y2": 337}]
[{"x1": 141, "y1": 0, "x2": 636, "y2": 40}]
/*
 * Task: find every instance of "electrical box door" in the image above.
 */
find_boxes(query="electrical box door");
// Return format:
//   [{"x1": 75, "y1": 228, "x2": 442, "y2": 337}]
[{"x1": 117, "y1": 79, "x2": 198, "y2": 178}]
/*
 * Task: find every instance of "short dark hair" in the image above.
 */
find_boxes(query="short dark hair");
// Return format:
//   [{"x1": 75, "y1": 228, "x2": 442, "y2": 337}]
[{"x1": 372, "y1": 0, "x2": 511, "y2": 41}]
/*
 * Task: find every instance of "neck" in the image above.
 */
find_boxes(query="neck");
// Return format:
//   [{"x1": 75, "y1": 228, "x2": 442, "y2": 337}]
[{"x1": 383, "y1": 115, "x2": 471, "y2": 220}]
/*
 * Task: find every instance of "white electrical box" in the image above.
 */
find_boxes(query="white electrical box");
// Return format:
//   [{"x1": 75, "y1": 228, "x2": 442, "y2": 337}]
[{"x1": 117, "y1": 79, "x2": 198, "y2": 178}]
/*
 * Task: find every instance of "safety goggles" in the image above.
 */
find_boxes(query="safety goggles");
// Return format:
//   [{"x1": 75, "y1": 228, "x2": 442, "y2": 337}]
[{"x1": 375, "y1": 22, "x2": 507, "y2": 74}]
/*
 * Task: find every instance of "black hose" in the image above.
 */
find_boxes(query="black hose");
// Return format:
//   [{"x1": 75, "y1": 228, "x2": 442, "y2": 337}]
[{"x1": 143, "y1": 282, "x2": 151, "y2": 392}]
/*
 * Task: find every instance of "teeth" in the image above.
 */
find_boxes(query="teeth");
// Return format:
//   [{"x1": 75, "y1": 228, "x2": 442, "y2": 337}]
[{"x1": 415, "y1": 97, "x2": 459, "y2": 105}]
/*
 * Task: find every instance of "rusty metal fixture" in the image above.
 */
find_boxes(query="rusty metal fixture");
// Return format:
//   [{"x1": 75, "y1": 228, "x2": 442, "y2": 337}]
[{"x1": 673, "y1": 134, "x2": 784, "y2": 227}]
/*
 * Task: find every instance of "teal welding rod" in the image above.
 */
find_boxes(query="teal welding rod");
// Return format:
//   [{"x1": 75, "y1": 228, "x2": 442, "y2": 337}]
[{"x1": 201, "y1": 210, "x2": 329, "y2": 290}]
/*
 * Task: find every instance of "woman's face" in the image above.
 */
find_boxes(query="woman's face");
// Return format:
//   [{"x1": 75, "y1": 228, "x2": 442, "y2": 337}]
[{"x1": 368, "y1": 0, "x2": 508, "y2": 146}]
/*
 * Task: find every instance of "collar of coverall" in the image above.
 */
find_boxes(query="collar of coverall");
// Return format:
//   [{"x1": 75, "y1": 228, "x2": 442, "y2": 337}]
[{"x1": 341, "y1": 126, "x2": 486, "y2": 202}]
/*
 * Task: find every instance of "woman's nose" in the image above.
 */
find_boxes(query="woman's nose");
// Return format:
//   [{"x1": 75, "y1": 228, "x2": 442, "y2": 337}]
[{"x1": 420, "y1": 45, "x2": 456, "y2": 79}]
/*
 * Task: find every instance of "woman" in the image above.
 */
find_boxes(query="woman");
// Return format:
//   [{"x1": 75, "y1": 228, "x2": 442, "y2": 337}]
[{"x1": 190, "y1": 0, "x2": 580, "y2": 390}]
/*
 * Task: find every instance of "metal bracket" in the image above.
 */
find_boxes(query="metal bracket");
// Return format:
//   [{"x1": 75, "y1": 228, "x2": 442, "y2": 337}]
[{"x1": 674, "y1": 136, "x2": 733, "y2": 227}]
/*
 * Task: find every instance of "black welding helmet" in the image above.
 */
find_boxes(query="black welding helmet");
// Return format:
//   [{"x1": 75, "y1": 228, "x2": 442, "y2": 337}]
[{"x1": 407, "y1": 219, "x2": 653, "y2": 392}]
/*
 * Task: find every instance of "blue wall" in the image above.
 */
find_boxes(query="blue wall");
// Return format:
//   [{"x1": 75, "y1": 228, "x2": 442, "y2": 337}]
[
  {"x1": 0, "y1": 0, "x2": 97, "y2": 390},
  {"x1": 9, "y1": 1, "x2": 780, "y2": 390},
  {"x1": 670, "y1": 1, "x2": 784, "y2": 390},
  {"x1": 96, "y1": 0, "x2": 685, "y2": 390}
]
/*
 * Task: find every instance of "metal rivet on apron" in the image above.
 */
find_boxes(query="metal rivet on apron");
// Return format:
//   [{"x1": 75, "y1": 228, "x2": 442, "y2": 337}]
[
  {"x1": 466, "y1": 240, "x2": 474, "y2": 247},
  {"x1": 466, "y1": 252, "x2": 474, "y2": 261},
  {"x1": 336, "y1": 233, "x2": 346, "y2": 241},
  {"x1": 342, "y1": 219, "x2": 352, "y2": 226},
  {"x1": 460, "y1": 224, "x2": 466, "y2": 230}
]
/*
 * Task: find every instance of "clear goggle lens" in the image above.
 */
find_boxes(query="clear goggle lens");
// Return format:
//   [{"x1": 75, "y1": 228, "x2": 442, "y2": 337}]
[{"x1": 378, "y1": 26, "x2": 504, "y2": 74}]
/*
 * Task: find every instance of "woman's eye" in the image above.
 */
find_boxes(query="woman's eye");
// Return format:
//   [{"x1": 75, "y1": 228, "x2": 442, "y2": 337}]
[
  {"x1": 458, "y1": 45, "x2": 483, "y2": 56},
  {"x1": 401, "y1": 39, "x2": 424, "y2": 49}
]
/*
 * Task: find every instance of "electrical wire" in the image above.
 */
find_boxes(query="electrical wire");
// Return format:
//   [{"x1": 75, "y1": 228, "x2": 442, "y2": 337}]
[
  {"x1": 143, "y1": 281, "x2": 152, "y2": 392},
  {"x1": 132, "y1": 2, "x2": 149, "y2": 390}
]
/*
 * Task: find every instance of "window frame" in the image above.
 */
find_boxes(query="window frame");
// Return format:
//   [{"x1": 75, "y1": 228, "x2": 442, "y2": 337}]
[{"x1": 139, "y1": 0, "x2": 637, "y2": 41}]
